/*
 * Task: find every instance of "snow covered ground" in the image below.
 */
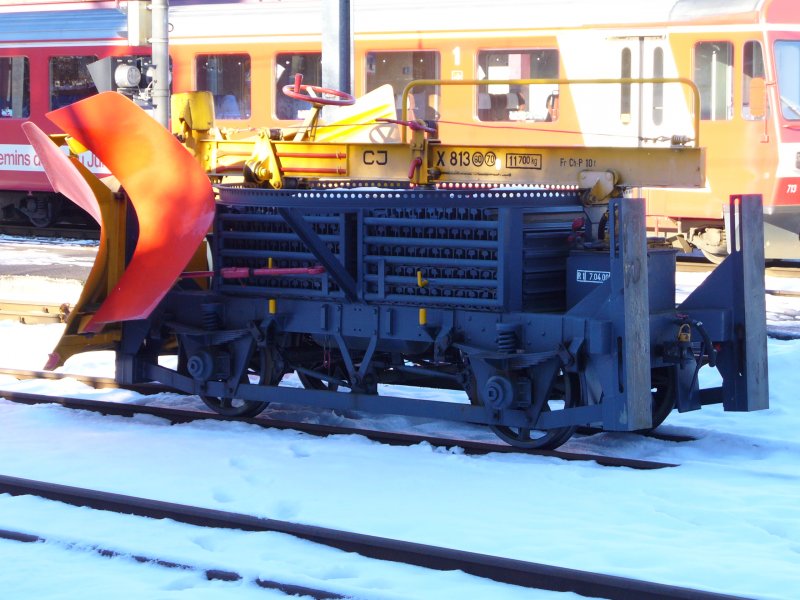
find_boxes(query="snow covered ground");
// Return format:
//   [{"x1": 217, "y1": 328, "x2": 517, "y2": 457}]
[{"x1": 0, "y1": 262, "x2": 799, "y2": 599}]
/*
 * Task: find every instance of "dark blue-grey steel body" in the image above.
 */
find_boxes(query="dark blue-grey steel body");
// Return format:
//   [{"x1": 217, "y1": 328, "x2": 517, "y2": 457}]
[{"x1": 117, "y1": 187, "x2": 768, "y2": 449}]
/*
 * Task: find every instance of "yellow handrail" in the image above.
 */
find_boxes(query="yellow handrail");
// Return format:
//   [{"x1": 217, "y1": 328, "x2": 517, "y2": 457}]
[{"x1": 400, "y1": 77, "x2": 701, "y2": 146}]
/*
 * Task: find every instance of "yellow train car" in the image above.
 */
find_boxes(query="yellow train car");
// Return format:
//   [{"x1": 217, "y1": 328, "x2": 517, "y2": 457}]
[{"x1": 164, "y1": 0, "x2": 800, "y2": 260}]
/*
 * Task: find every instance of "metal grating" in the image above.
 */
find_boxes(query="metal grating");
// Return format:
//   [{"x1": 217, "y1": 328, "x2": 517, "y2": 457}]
[
  {"x1": 214, "y1": 187, "x2": 584, "y2": 311},
  {"x1": 216, "y1": 205, "x2": 348, "y2": 298},
  {"x1": 362, "y1": 207, "x2": 503, "y2": 308}
]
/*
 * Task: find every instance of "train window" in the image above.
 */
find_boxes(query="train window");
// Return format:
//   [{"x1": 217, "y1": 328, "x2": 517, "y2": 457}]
[
  {"x1": 476, "y1": 49, "x2": 559, "y2": 122},
  {"x1": 652, "y1": 48, "x2": 664, "y2": 126},
  {"x1": 775, "y1": 41, "x2": 800, "y2": 121},
  {"x1": 694, "y1": 42, "x2": 733, "y2": 120},
  {"x1": 742, "y1": 41, "x2": 766, "y2": 120},
  {"x1": 196, "y1": 54, "x2": 251, "y2": 120},
  {"x1": 0, "y1": 56, "x2": 29, "y2": 118},
  {"x1": 365, "y1": 51, "x2": 439, "y2": 121},
  {"x1": 275, "y1": 52, "x2": 322, "y2": 120},
  {"x1": 49, "y1": 56, "x2": 98, "y2": 111},
  {"x1": 620, "y1": 48, "x2": 632, "y2": 124}
]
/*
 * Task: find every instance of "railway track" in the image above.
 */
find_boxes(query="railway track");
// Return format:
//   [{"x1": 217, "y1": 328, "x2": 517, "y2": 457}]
[
  {"x1": 677, "y1": 257, "x2": 800, "y2": 281},
  {"x1": 0, "y1": 367, "x2": 700, "y2": 446},
  {"x1": 0, "y1": 473, "x2": 748, "y2": 600},
  {"x1": 0, "y1": 300, "x2": 71, "y2": 324},
  {"x1": 0, "y1": 223, "x2": 99, "y2": 241},
  {"x1": 0, "y1": 522, "x2": 341, "y2": 600},
  {"x1": 764, "y1": 288, "x2": 800, "y2": 299},
  {"x1": 0, "y1": 381, "x2": 678, "y2": 470}
]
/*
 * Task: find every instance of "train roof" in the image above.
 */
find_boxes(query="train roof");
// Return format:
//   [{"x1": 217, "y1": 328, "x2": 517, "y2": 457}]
[
  {"x1": 0, "y1": 0, "x2": 792, "y2": 47},
  {"x1": 354, "y1": 0, "x2": 782, "y2": 28},
  {"x1": 166, "y1": 0, "x2": 789, "y2": 40},
  {"x1": 0, "y1": 9, "x2": 126, "y2": 44},
  {"x1": 167, "y1": 0, "x2": 768, "y2": 24}
]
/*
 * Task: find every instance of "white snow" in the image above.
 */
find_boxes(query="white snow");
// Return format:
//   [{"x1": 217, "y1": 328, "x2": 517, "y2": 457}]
[{"x1": 0, "y1": 266, "x2": 799, "y2": 599}]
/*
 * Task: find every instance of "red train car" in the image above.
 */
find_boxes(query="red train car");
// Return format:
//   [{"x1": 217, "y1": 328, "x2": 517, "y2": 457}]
[{"x1": 0, "y1": 1, "x2": 150, "y2": 225}]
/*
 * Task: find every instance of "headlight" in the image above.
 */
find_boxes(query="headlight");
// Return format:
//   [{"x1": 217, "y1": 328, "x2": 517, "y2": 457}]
[{"x1": 114, "y1": 64, "x2": 142, "y2": 88}]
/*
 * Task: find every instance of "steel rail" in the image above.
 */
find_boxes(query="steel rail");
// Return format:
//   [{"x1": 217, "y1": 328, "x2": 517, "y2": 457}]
[
  {"x1": 677, "y1": 257, "x2": 800, "y2": 279},
  {"x1": 0, "y1": 386, "x2": 676, "y2": 470},
  {"x1": 0, "y1": 301, "x2": 70, "y2": 324},
  {"x1": 2, "y1": 369, "x2": 699, "y2": 448},
  {"x1": 765, "y1": 289, "x2": 800, "y2": 298},
  {"x1": 0, "y1": 474, "x2": 748, "y2": 600},
  {"x1": 0, "y1": 224, "x2": 99, "y2": 241},
  {"x1": 0, "y1": 526, "x2": 342, "y2": 599},
  {"x1": 0, "y1": 368, "x2": 170, "y2": 395}
]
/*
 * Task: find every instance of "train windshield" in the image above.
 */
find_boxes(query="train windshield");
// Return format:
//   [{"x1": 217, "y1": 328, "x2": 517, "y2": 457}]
[{"x1": 776, "y1": 41, "x2": 800, "y2": 120}]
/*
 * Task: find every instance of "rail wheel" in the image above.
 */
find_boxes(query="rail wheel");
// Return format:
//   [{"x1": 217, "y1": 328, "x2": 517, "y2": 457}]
[
  {"x1": 179, "y1": 344, "x2": 273, "y2": 418},
  {"x1": 200, "y1": 388, "x2": 268, "y2": 418},
  {"x1": 700, "y1": 248, "x2": 726, "y2": 264},
  {"x1": 647, "y1": 367, "x2": 677, "y2": 430},
  {"x1": 695, "y1": 227, "x2": 727, "y2": 264},
  {"x1": 470, "y1": 367, "x2": 583, "y2": 450},
  {"x1": 21, "y1": 195, "x2": 63, "y2": 228}
]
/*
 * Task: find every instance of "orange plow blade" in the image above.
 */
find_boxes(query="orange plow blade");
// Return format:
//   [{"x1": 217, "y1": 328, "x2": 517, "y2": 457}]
[
  {"x1": 21, "y1": 122, "x2": 103, "y2": 225},
  {"x1": 45, "y1": 92, "x2": 215, "y2": 332}
]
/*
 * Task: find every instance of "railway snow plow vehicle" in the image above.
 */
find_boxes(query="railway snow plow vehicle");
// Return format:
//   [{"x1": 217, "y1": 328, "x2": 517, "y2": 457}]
[{"x1": 24, "y1": 79, "x2": 768, "y2": 449}]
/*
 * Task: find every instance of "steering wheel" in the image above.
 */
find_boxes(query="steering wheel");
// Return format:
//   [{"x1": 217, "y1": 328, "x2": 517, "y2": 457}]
[{"x1": 282, "y1": 74, "x2": 355, "y2": 107}]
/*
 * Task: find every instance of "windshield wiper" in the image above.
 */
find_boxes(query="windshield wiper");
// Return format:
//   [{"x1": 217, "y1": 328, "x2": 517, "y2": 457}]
[{"x1": 780, "y1": 95, "x2": 800, "y2": 119}]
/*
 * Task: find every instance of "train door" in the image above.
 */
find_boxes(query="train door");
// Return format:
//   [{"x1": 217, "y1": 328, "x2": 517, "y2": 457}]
[{"x1": 609, "y1": 36, "x2": 675, "y2": 148}]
